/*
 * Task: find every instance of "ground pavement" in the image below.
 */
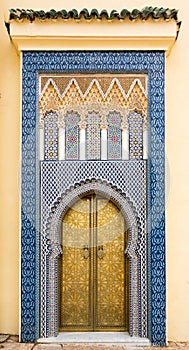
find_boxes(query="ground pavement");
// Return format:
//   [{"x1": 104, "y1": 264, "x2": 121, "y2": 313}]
[{"x1": 0, "y1": 335, "x2": 189, "y2": 350}]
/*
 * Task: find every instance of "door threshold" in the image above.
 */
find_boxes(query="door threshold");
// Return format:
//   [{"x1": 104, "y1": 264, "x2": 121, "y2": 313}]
[{"x1": 38, "y1": 332, "x2": 151, "y2": 346}]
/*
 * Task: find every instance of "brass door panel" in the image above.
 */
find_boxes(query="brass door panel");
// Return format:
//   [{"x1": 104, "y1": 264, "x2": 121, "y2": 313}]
[
  {"x1": 96, "y1": 198, "x2": 126, "y2": 330},
  {"x1": 60, "y1": 195, "x2": 128, "y2": 331},
  {"x1": 60, "y1": 198, "x2": 91, "y2": 329}
]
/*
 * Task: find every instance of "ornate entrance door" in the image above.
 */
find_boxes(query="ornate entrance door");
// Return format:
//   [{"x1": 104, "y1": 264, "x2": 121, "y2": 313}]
[{"x1": 60, "y1": 194, "x2": 129, "y2": 331}]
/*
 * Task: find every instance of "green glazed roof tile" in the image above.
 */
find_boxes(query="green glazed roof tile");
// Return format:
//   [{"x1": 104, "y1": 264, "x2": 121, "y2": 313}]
[{"x1": 8, "y1": 7, "x2": 179, "y2": 22}]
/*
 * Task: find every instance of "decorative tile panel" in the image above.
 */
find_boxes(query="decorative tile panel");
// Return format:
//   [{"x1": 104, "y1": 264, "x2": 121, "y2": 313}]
[
  {"x1": 22, "y1": 51, "x2": 165, "y2": 346},
  {"x1": 108, "y1": 112, "x2": 122, "y2": 159},
  {"x1": 44, "y1": 112, "x2": 58, "y2": 160},
  {"x1": 129, "y1": 112, "x2": 143, "y2": 160},
  {"x1": 86, "y1": 114, "x2": 101, "y2": 160},
  {"x1": 65, "y1": 112, "x2": 80, "y2": 160}
]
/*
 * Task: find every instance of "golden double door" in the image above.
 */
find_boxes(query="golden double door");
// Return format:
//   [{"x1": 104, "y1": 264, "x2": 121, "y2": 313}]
[{"x1": 59, "y1": 194, "x2": 129, "y2": 331}]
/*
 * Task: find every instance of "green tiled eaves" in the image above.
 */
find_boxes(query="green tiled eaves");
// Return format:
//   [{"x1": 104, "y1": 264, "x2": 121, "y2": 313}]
[{"x1": 9, "y1": 7, "x2": 178, "y2": 22}]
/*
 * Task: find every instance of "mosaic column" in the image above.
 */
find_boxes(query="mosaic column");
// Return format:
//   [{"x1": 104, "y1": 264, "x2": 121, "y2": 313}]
[
  {"x1": 107, "y1": 112, "x2": 122, "y2": 160},
  {"x1": 65, "y1": 112, "x2": 80, "y2": 160},
  {"x1": 86, "y1": 114, "x2": 101, "y2": 160},
  {"x1": 128, "y1": 112, "x2": 143, "y2": 160},
  {"x1": 44, "y1": 112, "x2": 58, "y2": 160}
]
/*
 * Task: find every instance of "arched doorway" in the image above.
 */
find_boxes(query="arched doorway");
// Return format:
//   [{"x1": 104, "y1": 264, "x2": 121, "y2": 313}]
[
  {"x1": 20, "y1": 50, "x2": 166, "y2": 345},
  {"x1": 44, "y1": 179, "x2": 143, "y2": 338},
  {"x1": 59, "y1": 194, "x2": 129, "y2": 331}
]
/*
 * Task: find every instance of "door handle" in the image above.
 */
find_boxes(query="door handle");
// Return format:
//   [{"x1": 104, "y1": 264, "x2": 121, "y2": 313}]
[
  {"x1": 82, "y1": 245, "x2": 89, "y2": 259},
  {"x1": 98, "y1": 245, "x2": 104, "y2": 259}
]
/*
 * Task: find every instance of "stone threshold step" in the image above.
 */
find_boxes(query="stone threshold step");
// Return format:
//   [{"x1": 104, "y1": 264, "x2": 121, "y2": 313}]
[{"x1": 38, "y1": 332, "x2": 151, "y2": 347}]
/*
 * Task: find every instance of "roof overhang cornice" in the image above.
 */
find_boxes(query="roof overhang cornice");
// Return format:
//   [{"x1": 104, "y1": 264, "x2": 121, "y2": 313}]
[{"x1": 6, "y1": 8, "x2": 180, "y2": 55}]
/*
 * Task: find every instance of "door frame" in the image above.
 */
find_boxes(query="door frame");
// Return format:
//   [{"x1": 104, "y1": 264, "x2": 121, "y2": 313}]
[
  {"x1": 21, "y1": 51, "x2": 165, "y2": 345},
  {"x1": 43, "y1": 178, "x2": 145, "y2": 338}
]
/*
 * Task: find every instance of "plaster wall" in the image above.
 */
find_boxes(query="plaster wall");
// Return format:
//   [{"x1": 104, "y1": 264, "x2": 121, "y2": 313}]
[{"x1": 0, "y1": 0, "x2": 188, "y2": 341}]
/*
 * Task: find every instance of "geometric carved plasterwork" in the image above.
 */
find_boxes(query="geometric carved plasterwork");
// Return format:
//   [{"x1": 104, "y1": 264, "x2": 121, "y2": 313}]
[
  {"x1": 39, "y1": 74, "x2": 148, "y2": 162},
  {"x1": 21, "y1": 51, "x2": 165, "y2": 346},
  {"x1": 39, "y1": 75, "x2": 148, "y2": 131}
]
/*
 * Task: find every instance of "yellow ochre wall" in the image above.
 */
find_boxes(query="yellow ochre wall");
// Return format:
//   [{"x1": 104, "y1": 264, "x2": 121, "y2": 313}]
[{"x1": 0, "y1": 0, "x2": 189, "y2": 341}]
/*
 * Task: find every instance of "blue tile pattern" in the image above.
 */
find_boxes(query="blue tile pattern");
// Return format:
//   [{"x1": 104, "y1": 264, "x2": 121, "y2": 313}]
[{"x1": 21, "y1": 51, "x2": 165, "y2": 345}]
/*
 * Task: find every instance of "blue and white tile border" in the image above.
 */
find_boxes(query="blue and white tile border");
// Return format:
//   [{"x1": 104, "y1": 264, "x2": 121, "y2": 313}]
[{"x1": 21, "y1": 51, "x2": 165, "y2": 345}]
